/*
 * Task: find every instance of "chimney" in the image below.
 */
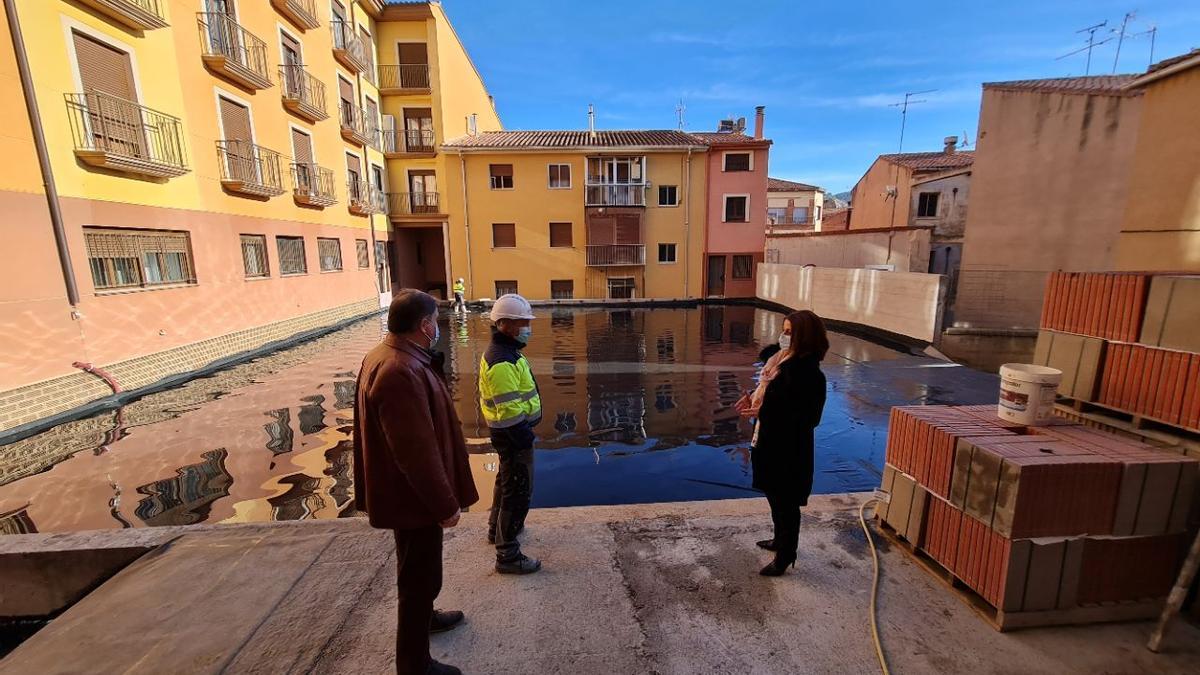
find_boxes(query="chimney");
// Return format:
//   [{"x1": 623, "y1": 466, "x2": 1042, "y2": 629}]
[
  {"x1": 588, "y1": 103, "x2": 596, "y2": 140},
  {"x1": 943, "y1": 135, "x2": 958, "y2": 154},
  {"x1": 467, "y1": 113, "x2": 478, "y2": 136},
  {"x1": 754, "y1": 106, "x2": 765, "y2": 139}
]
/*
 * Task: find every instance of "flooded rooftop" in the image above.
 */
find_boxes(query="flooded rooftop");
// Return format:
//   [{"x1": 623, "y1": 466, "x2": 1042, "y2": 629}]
[{"x1": 0, "y1": 305, "x2": 999, "y2": 534}]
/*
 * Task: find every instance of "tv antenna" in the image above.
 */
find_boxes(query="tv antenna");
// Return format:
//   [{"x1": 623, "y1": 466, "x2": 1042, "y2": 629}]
[
  {"x1": 1056, "y1": 21, "x2": 1110, "y2": 75},
  {"x1": 1112, "y1": 11, "x2": 1136, "y2": 73},
  {"x1": 675, "y1": 99, "x2": 686, "y2": 130},
  {"x1": 888, "y1": 89, "x2": 936, "y2": 153},
  {"x1": 1132, "y1": 24, "x2": 1158, "y2": 66}
]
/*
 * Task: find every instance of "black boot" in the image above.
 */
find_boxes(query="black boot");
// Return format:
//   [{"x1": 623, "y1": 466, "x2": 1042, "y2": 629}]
[
  {"x1": 759, "y1": 554, "x2": 796, "y2": 576},
  {"x1": 756, "y1": 538, "x2": 779, "y2": 551},
  {"x1": 429, "y1": 609, "x2": 464, "y2": 634},
  {"x1": 496, "y1": 553, "x2": 542, "y2": 575},
  {"x1": 426, "y1": 660, "x2": 462, "y2": 675}
]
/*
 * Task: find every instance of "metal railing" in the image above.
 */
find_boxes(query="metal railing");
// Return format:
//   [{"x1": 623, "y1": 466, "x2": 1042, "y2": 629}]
[
  {"x1": 198, "y1": 13, "x2": 271, "y2": 84},
  {"x1": 585, "y1": 183, "x2": 648, "y2": 207},
  {"x1": 271, "y1": 0, "x2": 319, "y2": 28},
  {"x1": 379, "y1": 64, "x2": 431, "y2": 90},
  {"x1": 586, "y1": 244, "x2": 646, "y2": 267},
  {"x1": 330, "y1": 20, "x2": 368, "y2": 71},
  {"x1": 381, "y1": 128, "x2": 435, "y2": 154},
  {"x1": 348, "y1": 179, "x2": 386, "y2": 213},
  {"x1": 279, "y1": 64, "x2": 327, "y2": 116},
  {"x1": 339, "y1": 101, "x2": 375, "y2": 144},
  {"x1": 216, "y1": 140, "x2": 284, "y2": 192},
  {"x1": 387, "y1": 191, "x2": 441, "y2": 215},
  {"x1": 291, "y1": 162, "x2": 336, "y2": 202},
  {"x1": 65, "y1": 92, "x2": 187, "y2": 172}
]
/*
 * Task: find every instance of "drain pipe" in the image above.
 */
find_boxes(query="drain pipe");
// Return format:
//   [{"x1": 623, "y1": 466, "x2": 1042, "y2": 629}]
[
  {"x1": 72, "y1": 362, "x2": 123, "y2": 394},
  {"x1": 682, "y1": 148, "x2": 693, "y2": 298},
  {"x1": 5, "y1": 0, "x2": 79, "y2": 307},
  {"x1": 457, "y1": 151, "x2": 475, "y2": 296}
]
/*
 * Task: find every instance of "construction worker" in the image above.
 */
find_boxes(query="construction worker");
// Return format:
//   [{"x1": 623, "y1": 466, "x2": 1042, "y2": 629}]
[
  {"x1": 452, "y1": 278, "x2": 466, "y2": 312},
  {"x1": 479, "y1": 293, "x2": 543, "y2": 574}
]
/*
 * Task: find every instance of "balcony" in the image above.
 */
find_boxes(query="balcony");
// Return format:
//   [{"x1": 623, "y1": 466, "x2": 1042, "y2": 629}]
[
  {"x1": 65, "y1": 92, "x2": 188, "y2": 178},
  {"x1": 382, "y1": 129, "x2": 436, "y2": 157},
  {"x1": 279, "y1": 65, "x2": 328, "y2": 122},
  {"x1": 388, "y1": 192, "x2": 443, "y2": 218},
  {"x1": 271, "y1": 0, "x2": 320, "y2": 30},
  {"x1": 198, "y1": 13, "x2": 272, "y2": 90},
  {"x1": 217, "y1": 140, "x2": 285, "y2": 198},
  {"x1": 348, "y1": 180, "x2": 386, "y2": 215},
  {"x1": 378, "y1": 64, "x2": 431, "y2": 94},
  {"x1": 360, "y1": 0, "x2": 385, "y2": 18},
  {"x1": 768, "y1": 217, "x2": 816, "y2": 233},
  {"x1": 330, "y1": 20, "x2": 368, "y2": 73},
  {"x1": 291, "y1": 163, "x2": 337, "y2": 207},
  {"x1": 585, "y1": 183, "x2": 648, "y2": 207},
  {"x1": 586, "y1": 244, "x2": 646, "y2": 267},
  {"x1": 76, "y1": 0, "x2": 168, "y2": 30},
  {"x1": 339, "y1": 101, "x2": 374, "y2": 146}
]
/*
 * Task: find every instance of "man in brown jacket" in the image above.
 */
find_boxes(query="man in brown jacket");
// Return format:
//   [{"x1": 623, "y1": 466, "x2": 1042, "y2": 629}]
[{"x1": 354, "y1": 289, "x2": 480, "y2": 675}]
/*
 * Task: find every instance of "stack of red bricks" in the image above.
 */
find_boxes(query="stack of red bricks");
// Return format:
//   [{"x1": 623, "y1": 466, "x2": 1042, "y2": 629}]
[
  {"x1": 1035, "y1": 271, "x2": 1200, "y2": 433},
  {"x1": 881, "y1": 404, "x2": 1197, "y2": 626}
]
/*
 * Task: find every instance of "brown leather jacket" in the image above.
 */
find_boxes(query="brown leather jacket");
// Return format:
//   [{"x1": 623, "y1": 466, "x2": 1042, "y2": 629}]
[{"x1": 353, "y1": 334, "x2": 479, "y2": 530}]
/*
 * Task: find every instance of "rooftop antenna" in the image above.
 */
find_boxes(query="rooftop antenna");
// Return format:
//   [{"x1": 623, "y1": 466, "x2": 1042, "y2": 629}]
[
  {"x1": 675, "y1": 98, "x2": 686, "y2": 131},
  {"x1": 960, "y1": 130, "x2": 972, "y2": 148},
  {"x1": 1112, "y1": 11, "x2": 1136, "y2": 74},
  {"x1": 1132, "y1": 24, "x2": 1158, "y2": 65},
  {"x1": 588, "y1": 103, "x2": 595, "y2": 139},
  {"x1": 888, "y1": 89, "x2": 936, "y2": 153},
  {"x1": 1058, "y1": 21, "x2": 1109, "y2": 75}
]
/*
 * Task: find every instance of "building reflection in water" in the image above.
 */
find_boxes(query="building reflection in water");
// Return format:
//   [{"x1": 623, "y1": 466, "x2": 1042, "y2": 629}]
[
  {"x1": 268, "y1": 474, "x2": 327, "y2": 521},
  {"x1": 134, "y1": 449, "x2": 233, "y2": 527},
  {"x1": 263, "y1": 409, "x2": 294, "y2": 455}
]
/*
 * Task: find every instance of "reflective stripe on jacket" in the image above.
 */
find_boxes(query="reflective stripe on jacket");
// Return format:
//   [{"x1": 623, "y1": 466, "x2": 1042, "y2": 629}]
[
  {"x1": 453, "y1": 282, "x2": 465, "y2": 294},
  {"x1": 478, "y1": 331, "x2": 541, "y2": 429}
]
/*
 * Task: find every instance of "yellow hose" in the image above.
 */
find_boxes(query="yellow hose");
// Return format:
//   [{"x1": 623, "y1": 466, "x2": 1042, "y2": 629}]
[{"x1": 859, "y1": 498, "x2": 890, "y2": 675}]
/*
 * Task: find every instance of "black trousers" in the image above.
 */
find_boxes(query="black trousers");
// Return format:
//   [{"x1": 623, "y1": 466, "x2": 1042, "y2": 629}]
[
  {"x1": 487, "y1": 440, "x2": 534, "y2": 562},
  {"x1": 393, "y1": 526, "x2": 443, "y2": 674},
  {"x1": 765, "y1": 491, "x2": 803, "y2": 558}
]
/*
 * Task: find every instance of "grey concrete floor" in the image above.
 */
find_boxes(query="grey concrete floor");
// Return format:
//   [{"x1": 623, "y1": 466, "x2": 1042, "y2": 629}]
[{"x1": 3, "y1": 496, "x2": 1199, "y2": 674}]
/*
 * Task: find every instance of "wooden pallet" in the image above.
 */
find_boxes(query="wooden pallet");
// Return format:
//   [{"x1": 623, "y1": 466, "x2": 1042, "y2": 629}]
[
  {"x1": 1053, "y1": 401, "x2": 1200, "y2": 458},
  {"x1": 875, "y1": 518, "x2": 1165, "y2": 632}
]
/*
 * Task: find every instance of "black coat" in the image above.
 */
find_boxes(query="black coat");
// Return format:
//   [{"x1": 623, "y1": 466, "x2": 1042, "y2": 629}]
[{"x1": 751, "y1": 353, "x2": 827, "y2": 503}]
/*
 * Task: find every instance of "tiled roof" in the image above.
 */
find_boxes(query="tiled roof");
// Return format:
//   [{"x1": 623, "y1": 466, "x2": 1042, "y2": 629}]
[
  {"x1": 880, "y1": 151, "x2": 975, "y2": 171},
  {"x1": 983, "y1": 75, "x2": 1140, "y2": 97},
  {"x1": 442, "y1": 130, "x2": 708, "y2": 150},
  {"x1": 768, "y1": 177, "x2": 820, "y2": 192},
  {"x1": 1148, "y1": 48, "x2": 1200, "y2": 73},
  {"x1": 690, "y1": 132, "x2": 770, "y2": 146}
]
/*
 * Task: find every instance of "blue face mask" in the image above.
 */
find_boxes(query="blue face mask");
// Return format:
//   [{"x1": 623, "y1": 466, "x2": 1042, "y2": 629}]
[{"x1": 516, "y1": 326, "x2": 532, "y2": 345}]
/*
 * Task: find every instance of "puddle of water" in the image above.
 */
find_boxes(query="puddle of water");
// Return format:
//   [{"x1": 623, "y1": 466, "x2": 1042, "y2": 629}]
[{"x1": 0, "y1": 305, "x2": 999, "y2": 534}]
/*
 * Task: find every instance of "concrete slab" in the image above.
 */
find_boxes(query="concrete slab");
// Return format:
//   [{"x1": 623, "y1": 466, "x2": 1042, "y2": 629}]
[{"x1": 3, "y1": 496, "x2": 1199, "y2": 674}]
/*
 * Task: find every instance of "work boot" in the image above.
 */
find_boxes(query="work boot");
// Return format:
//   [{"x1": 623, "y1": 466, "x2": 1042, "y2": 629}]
[
  {"x1": 495, "y1": 554, "x2": 542, "y2": 575},
  {"x1": 486, "y1": 524, "x2": 523, "y2": 545},
  {"x1": 429, "y1": 609, "x2": 465, "y2": 634},
  {"x1": 426, "y1": 660, "x2": 462, "y2": 675}
]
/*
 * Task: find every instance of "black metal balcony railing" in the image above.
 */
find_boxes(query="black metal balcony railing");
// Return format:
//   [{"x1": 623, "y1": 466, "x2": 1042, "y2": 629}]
[
  {"x1": 65, "y1": 91, "x2": 188, "y2": 177},
  {"x1": 382, "y1": 128, "x2": 435, "y2": 154},
  {"x1": 291, "y1": 162, "x2": 336, "y2": 206},
  {"x1": 348, "y1": 180, "x2": 386, "y2": 214},
  {"x1": 586, "y1": 244, "x2": 646, "y2": 267},
  {"x1": 387, "y1": 191, "x2": 441, "y2": 216},
  {"x1": 78, "y1": 0, "x2": 168, "y2": 30},
  {"x1": 585, "y1": 183, "x2": 648, "y2": 207},
  {"x1": 378, "y1": 64, "x2": 431, "y2": 90},
  {"x1": 270, "y1": 0, "x2": 320, "y2": 30},
  {"x1": 330, "y1": 20, "x2": 368, "y2": 72},
  {"x1": 339, "y1": 101, "x2": 374, "y2": 145},
  {"x1": 198, "y1": 12, "x2": 272, "y2": 89},
  {"x1": 216, "y1": 140, "x2": 285, "y2": 196},
  {"x1": 279, "y1": 64, "x2": 328, "y2": 120}
]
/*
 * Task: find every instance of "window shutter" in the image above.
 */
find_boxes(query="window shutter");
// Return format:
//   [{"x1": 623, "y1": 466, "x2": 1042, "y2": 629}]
[
  {"x1": 74, "y1": 32, "x2": 136, "y2": 100},
  {"x1": 549, "y1": 222, "x2": 572, "y2": 247},
  {"x1": 493, "y1": 223, "x2": 516, "y2": 248},
  {"x1": 291, "y1": 129, "x2": 313, "y2": 164},
  {"x1": 490, "y1": 164, "x2": 513, "y2": 177},
  {"x1": 398, "y1": 43, "x2": 428, "y2": 64},
  {"x1": 219, "y1": 97, "x2": 252, "y2": 142},
  {"x1": 338, "y1": 77, "x2": 354, "y2": 104},
  {"x1": 614, "y1": 214, "x2": 641, "y2": 245}
]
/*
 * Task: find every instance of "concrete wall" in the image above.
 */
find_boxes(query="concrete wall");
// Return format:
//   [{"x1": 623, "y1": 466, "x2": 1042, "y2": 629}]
[
  {"x1": 757, "y1": 263, "x2": 945, "y2": 342},
  {"x1": 1115, "y1": 65, "x2": 1200, "y2": 272},
  {"x1": 955, "y1": 86, "x2": 1143, "y2": 330},
  {"x1": 910, "y1": 171, "x2": 970, "y2": 242},
  {"x1": 823, "y1": 207, "x2": 851, "y2": 231},
  {"x1": 765, "y1": 227, "x2": 931, "y2": 273},
  {"x1": 850, "y1": 158, "x2": 912, "y2": 230}
]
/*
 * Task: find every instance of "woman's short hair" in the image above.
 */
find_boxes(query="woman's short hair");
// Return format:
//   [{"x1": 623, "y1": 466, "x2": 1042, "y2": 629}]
[
  {"x1": 785, "y1": 310, "x2": 829, "y2": 361},
  {"x1": 387, "y1": 289, "x2": 438, "y2": 334}
]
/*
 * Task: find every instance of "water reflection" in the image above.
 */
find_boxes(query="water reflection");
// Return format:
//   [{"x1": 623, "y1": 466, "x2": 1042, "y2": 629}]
[{"x1": 0, "y1": 305, "x2": 999, "y2": 533}]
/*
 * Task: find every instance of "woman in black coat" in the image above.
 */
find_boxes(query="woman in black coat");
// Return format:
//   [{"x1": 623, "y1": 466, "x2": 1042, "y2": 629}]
[{"x1": 736, "y1": 310, "x2": 829, "y2": 576}]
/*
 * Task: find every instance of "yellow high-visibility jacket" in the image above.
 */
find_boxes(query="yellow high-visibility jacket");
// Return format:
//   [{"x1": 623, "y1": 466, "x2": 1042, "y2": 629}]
[
  {"x1": 478, "y1": 332, "x2": 541, "y2": 432},
  {"x1": 453, "y1": 281, "x2": 465, "y2": 295}
]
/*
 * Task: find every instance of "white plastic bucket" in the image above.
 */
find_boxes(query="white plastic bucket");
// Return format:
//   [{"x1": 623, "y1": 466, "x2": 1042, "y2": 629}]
[{"x1": 998, "y1": 363, "x2": 1062, "y2": 426}]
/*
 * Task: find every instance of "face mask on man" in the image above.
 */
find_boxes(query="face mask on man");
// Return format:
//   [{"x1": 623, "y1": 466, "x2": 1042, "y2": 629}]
[
  {"x1": 778, "y1": 333, "x2": 792, "y2": 352},
  {"x1": 422, "y1": 316, "x2": 440, "y2": 349},
  {"x1": 516, "y1": 326, "x2": 532, "y2": 345}
]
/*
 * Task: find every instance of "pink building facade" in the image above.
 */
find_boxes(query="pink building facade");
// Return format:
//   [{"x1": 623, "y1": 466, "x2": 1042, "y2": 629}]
[{"x1": 694, "y1": 107, "x2": 772, "y2": 298}]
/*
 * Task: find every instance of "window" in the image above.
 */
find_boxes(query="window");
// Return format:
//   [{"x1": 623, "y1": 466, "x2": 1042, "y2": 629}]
[
  {"x1": 551, "y1": 280, "x2": 574, "y2": 299},
  {"x1": 356, "y1": 239, "x2": 370, "y2": 269},
  {"x1": 917, "y1": 192, "x2": 940, "y2": 218},
  {"x1": 658, "y1": 185, "x2": 678, "y2": 206},
  {"x1": 657, "y1": 243, "x2": 677, "y2": 263},
  {"x1": 767, "y1": 207, "x2": 786, "y2": 224},
  {"x1": 495, "y1": 280, "x2": 518, "y2": 296},
  {"x1": 548, "y1": 163, "x2": 571, "y2": 188},
  {"x1": 732, "y1": 255, "x2": 754, "y2": 279},
  {"x1": 792, "y1": 206, "x2": 809, "y2": 224},
  {"x1": 608, "y1": 277, "x2": 636, "y2": 299},
  {"x1": 318, "y1": 237, "x2": 342, "y2": 271},
  {"x1": 724, "y1": 196, "x2": 748, "y2": 222},
  {"x1": 815, "y1": 205, "x2": 822, "y2": 221},
  {"x1": 84, "y1": 228, "x2": 196, "y2": 291},
  {"x1": 492, "y1": 223, "x2": 516, "y2": 248},
  {"x1": 549, "y1": 222, "x2": 573, "y2": 248},
  {"x1": 240, "y1": 234, "x2": 269, "y2": 278},
  {"x1": 724, "y1": 152, "x2": 751, "y2": 172},
  {"x1": 277, "y1": 236, "x2": 307, "y2": 275},
  {"x1": 489, "y1": 163, "x2": 513, "y2": 189}
]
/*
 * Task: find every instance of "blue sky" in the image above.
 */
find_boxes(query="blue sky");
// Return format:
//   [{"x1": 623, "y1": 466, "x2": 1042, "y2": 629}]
[{"x1": 439, "y1": 0, "x2": 1199, "y2": 194}]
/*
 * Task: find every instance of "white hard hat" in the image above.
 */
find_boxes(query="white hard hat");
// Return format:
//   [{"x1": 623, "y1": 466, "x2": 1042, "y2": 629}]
[{"x1": 490, "y1": 294, "x2": 535, "y2": 321}]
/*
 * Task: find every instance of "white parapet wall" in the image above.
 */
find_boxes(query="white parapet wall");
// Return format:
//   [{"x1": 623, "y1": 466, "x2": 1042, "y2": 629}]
[
  {"x1": 757, "y1": 263, "x2": 947, "y2": 343},
  {"x1": 765, "y1": 226, "x2": 933, "y2": 273}
]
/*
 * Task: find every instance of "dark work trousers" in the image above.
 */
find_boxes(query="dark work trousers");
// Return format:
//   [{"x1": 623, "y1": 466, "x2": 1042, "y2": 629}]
[
  {"x1": 765, "y1": 491, "x2": 803, "y2": 558},
  {"x1": 487, "y1": 438, "x2": 534, "y2": 562},
  {"x1": 393, "y1": 526, "x2": 443, "y2": 675}
]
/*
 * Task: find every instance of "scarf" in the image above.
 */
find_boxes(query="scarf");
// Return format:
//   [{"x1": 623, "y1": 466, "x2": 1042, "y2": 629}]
[{"x1": 751, "y1": 348, "x2": 792, "y2": 408}]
